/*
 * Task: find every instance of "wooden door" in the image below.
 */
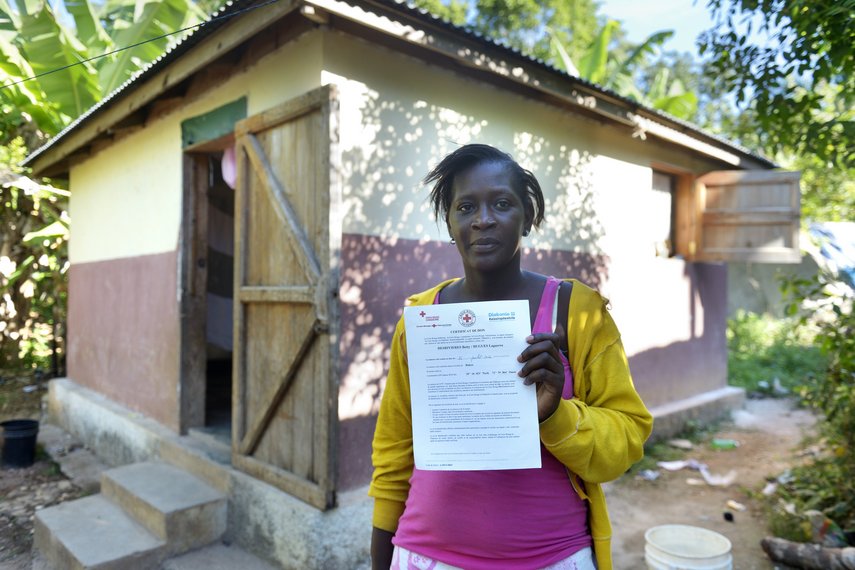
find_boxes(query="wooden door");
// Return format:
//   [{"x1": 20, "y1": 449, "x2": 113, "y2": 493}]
[
  {"x1": 232, "y1": 86, "x2": 340, "y2": 509},
  {"x1": 692, "y1": 170, "x2": 801, "y2": 263}
]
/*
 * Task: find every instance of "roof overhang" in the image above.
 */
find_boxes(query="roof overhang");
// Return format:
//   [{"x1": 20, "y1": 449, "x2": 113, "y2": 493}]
[{"x1": 24, "y1": 0, "x2": 777, "y2": 177}]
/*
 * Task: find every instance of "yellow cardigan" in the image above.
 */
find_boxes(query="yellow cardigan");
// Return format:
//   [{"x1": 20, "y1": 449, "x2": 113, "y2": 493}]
[{"x1": 369, "y1": 279, "x2": 653, "y2": 570}]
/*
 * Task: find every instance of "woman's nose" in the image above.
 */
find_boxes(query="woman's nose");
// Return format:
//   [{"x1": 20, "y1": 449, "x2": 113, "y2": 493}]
[{"x1": 472, "y1": 205, "x2": 496, "y2": 228}]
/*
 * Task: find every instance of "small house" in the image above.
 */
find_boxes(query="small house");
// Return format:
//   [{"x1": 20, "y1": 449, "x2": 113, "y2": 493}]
[{"x1": 25, "y1": 0, "x2": 801, "y2": 566}]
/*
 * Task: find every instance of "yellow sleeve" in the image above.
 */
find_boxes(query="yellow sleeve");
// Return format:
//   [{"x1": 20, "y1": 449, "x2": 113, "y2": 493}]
[
  {"x1": 538, "y1": 281, "x2": 653, "y2": 483},
  {"x1": 368, "y1": 317, "x2": 413, "y2": 532}
]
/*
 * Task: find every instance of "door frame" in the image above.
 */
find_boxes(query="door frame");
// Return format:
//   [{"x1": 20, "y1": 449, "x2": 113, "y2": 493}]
[{"x1": 178, "y1": 99, "x2": 248, "y2": 435}]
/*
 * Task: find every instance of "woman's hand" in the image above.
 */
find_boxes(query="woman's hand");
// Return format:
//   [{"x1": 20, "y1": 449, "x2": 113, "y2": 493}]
[
  {"x1": 518, "y1": 329, "x2": 565, "y2": 422},
  {"x1": 371, "y1": 527, "x2": 395, "y2": 570}
]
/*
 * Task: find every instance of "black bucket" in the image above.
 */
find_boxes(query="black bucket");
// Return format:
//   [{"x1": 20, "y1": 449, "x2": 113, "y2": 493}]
[{"x1": 1, "y1": 419, "x2": 40, "y2": 468}]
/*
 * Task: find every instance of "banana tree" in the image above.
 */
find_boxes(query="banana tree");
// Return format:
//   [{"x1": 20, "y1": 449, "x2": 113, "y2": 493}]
[
  {"x1": 1, "y1": 0, "x2": 206, "y2": 139},
  {"x1": 550, "y1": 20, "x2": 698, "y2": 121},
  {"x1": 0, "y1": 171, "x2": 69, "y2": 374},
  {"x1": 1, "y1": 0, "x2": 209, "y2": 374}
]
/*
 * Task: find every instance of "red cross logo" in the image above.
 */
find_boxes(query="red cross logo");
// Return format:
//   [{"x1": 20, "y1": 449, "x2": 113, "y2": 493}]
[{"x1": 458, "y1": 309, "x2": 476, "y2": 327}]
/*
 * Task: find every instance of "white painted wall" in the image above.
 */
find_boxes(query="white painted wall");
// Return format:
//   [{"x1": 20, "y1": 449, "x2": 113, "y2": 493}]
[{"x1": 321, "y1": 31, "x2": 723, "y2": 255}]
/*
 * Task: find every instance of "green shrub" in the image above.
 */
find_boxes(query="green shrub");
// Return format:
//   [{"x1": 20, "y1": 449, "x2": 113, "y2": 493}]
[
  {"x1": 1, "y1": 139, "x2": 68, "y2": 376},
  {"x1": 767, "y1": 271, "x2": 855, "y2": 535},
  {"x1": 726, "y1": 310, "x2": 826, "y2": 395}
]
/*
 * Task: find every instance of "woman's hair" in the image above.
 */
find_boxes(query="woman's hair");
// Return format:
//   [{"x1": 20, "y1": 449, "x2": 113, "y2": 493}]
[{"x1": 424, "y1": 144, "x2": 546, "y2": 229}]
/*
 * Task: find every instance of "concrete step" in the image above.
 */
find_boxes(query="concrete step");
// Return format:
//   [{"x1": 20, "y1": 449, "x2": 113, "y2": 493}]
[
  {"x1": 39, "y1": 423, "x2": 108, "y2": 494},
  {"x1": 34, "y1": 494, "x2": 166, "y2": 570},
  {"x1": 100, "y1": 461, "x2": 227, "y2": 556},
  {"x1": 162, "y1": 543, "x2": 279, "y2": 570},
  {"x1": 185, "y1": 428, "x2": 231, "y2": 465}
]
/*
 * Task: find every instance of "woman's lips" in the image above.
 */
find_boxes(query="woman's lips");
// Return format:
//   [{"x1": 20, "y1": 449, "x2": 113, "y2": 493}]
[{"x1": 470, "y1": 238, "x2": 499, "y2": 251}]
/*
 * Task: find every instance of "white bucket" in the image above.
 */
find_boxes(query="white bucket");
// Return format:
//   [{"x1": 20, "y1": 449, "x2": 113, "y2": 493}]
[{"x1": 644, "y1": 524, "x2": 733, "y2": 570}]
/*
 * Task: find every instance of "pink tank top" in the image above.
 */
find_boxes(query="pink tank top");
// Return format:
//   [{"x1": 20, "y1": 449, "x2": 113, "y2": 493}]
[{"x1": 393, "y1": 277, "x2": 591, "y2": 569}]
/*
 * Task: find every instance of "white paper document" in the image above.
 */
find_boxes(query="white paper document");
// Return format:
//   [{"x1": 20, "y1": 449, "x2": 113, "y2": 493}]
[{"x1": 403, "y1": 299, "x2": 541, "y2": 471}]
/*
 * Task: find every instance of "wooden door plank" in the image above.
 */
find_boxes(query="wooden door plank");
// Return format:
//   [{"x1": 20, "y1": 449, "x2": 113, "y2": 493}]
[
  {"x1": 702, "y1": 212, "x2": 799, "y2": 225},
  {"x1": 234, "y1": 86, "x2": 330, "y2": 137},
  {"x1": 699, "y1": 248, "x2": 800, "y2": 263},
  {"x1": 233, "y1": 454, "x2": 330, "y2": 509},
  {"x1": 315, "y1": 86, "x2": 343, "y2": 496},
  {"x1": 239, "y1": 285, "x2": 314, "y2": 304},
  {"x1": 696, "y1": 170, "x2": 800, "y2": 186},
  {"x1": 241, "y1": 133, "x2": 322, "y2": 283},
  {"x1": 232, "y1": 138, "x2": 251, "y2": 447},
  {"x1": 694, "y1": 170, "x2": 801, "y2": 263},
  {"x1": 239, "y1": 320, "x2": 318, "y2": 455}
]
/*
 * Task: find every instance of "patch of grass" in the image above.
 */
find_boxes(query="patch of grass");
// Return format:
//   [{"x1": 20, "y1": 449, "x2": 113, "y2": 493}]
[
  {"x1": 767, "y1": 502, "x2": 813, "y2": 543},
  {"x1": 727, "y1": 311, "x2": 827, "y2": 394},
  {"x1": 631, "y1": 419, "x2": 722, "y2": 474},
  {"x1": 632, "y1": 441, "x2": 685, "y2": 473},
  {"x1": 39, "y1": 458, "x2": 62, "y2": 478},
  {"x1": 767, "y1": 452, "x2": 855, "y2": 538}
]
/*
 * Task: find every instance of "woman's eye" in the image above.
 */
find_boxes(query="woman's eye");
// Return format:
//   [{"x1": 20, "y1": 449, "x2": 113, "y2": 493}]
[
  {"x1": 496, "y1": 199, "x2": 511, "y2": 209},
  {"x1": 457, "y1": 203, "x2": 473, "y2": 213}
]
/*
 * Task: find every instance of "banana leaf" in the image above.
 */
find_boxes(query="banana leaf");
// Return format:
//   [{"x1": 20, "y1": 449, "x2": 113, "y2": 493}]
[
  {"x1": 616, "y1": 30, "x2": 673, "y2": 81},
  {"x1": 547, "y1": 26, "x2": 579, "y2": 76},
  {"x1": 578, "y1": 19, "x2": 617, "y2": 84},
  {"x1": 23, "y1": 219, "x2": 69, "y2": 244},
  {"x1": 0, "y1": 0, "x2": 20, "y2": 30},
  {"x1": 0, "y1": 34, "x2": 66, "y2": 132},
  {"x1": 65, "y1": 0, "x2": 112, "y2": 52},
  {"x1": 98, "y1": 0, "x2": 205, "y2": 94},
  {"x1": 653, "y1": 91, "x2": 698, "y2": 121},
  {"x1": 15, "y1": 1, "x2": 101, "y2": 118}
]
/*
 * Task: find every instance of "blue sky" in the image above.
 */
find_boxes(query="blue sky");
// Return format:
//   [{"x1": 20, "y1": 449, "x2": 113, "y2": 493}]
[{"x1": 598, "y1": 0, "x2": 718, "y2": 57}]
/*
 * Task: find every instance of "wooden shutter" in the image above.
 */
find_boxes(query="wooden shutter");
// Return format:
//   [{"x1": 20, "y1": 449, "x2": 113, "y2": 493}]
[
  {"x1": 232, "y1": 86, "x2": 340, "y2": 509},
  {"x1": 690, "y1": 170, "x2": 801, "y2": 263}
]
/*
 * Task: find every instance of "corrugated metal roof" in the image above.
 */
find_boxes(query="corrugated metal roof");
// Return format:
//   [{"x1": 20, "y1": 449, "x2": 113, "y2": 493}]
[
  {"x1": 24, "y1": 0, "x2": 777, "y2": 169},
  {"x1": 376, "y1": 0, "x2": 775, "y2": 167}
]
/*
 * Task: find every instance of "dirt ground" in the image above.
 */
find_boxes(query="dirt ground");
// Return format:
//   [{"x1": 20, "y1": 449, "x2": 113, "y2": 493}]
[
  {"x1": 0, "y1": 377, "x2": 72, "y2": 570},
  {"x1": 608, "y1": 397, "x2": 817, "y2": 569},
  {"x1": 0, "y1": 456, "x2": 84, "y2": 570},
  {"x1": 0, "y1": 376, "x2": 85, "y2": 570},
  {"x1": 0, "y1": 374, "x2": 817, "y2": 569}
]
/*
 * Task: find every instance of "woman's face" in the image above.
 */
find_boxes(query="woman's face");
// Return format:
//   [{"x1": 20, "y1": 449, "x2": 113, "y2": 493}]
[{"x1": 447, "y1": 161, "x2": 531, "y2": 274}]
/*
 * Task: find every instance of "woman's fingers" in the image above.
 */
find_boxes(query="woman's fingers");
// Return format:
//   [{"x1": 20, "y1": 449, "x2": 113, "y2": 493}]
[
  {"x1": 517, "y1": 331, "x2": 566, "y2": 421},
  {"x1": 517, "y1": 334, "x2": 563, "y2": 393},
  {"x1": 519, "y1": 333, "x2": 561, "y2": 358},
  {"x1": 518, "y1": 352, "x2": 561, "y2": 384},
  {"x1": 518, "y1": 334, "x2": 561, "y2": 371}
]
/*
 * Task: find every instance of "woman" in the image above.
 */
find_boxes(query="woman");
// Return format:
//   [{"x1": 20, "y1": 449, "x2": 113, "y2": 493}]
[{"x1": 369, "y1": 144, "x2": 653, "y2": 570}]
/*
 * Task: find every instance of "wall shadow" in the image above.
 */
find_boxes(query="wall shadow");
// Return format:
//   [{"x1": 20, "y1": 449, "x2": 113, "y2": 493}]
[{"x1": 629, "y1": 262, "x2": 727, "y2": 409}]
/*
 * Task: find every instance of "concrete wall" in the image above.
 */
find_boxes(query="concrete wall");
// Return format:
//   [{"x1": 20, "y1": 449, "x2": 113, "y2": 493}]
[
  {"x1": 727, "y1": 256, "x2": 820, "y2": 317},
  {"x1": 321, "y1": 31, "x2": 732, "y2": 490}
]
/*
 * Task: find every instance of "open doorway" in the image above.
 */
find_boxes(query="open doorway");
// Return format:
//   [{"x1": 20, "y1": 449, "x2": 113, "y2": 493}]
[
  {"x1": 202, "y1": 152, "x2": 235, "y2": 440},
  {"x1": 180, "y1": 145, "x2": 236, "y2": 445}
]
